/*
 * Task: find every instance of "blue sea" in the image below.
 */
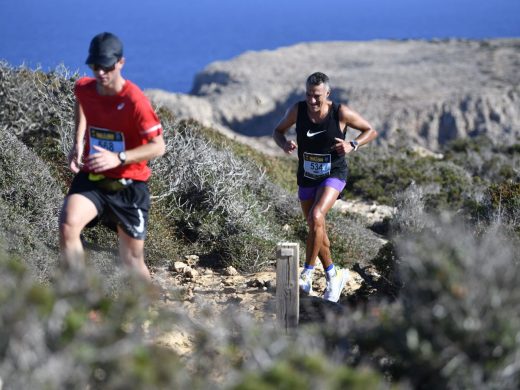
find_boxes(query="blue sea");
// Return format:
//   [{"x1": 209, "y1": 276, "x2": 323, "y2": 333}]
[{"x1": 1, "y1": 0, "x2": 519, "y2": 93}]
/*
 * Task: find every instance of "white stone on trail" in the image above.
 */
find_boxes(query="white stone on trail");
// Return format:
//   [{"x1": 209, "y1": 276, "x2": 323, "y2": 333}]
[
  {"x1": 224, "y1": 266, "x2": 239, "y2": 276},
  {"x1": 184, "y1": 255, "x2": 200, "y2": 266},
  {"x1": 183, "y1": 267, "x2": 199, "y2": 278},
  {"x1": 172, "y1": 261, "x2": 188, "y2": 272}
]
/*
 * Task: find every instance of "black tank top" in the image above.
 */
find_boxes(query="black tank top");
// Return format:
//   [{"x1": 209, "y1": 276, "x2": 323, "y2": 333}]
[{"x1": 295, "y1": 101, "x2": 348, "y2": 187}]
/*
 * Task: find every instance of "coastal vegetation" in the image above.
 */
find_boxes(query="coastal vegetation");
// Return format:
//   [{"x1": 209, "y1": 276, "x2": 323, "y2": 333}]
[{"x1": 0, "y1": 62, "x2": 519, "y2": 389}]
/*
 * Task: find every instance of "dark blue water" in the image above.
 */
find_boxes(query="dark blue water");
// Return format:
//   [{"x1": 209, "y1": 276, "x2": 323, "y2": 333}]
[{"x1": 1, "y1": 0, "x2": 519, "y2": 93}]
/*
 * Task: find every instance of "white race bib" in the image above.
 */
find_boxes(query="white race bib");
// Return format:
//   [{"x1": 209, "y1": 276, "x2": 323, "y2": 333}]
[
  {"x1": 89, "y1": 127, "x2": 125, "y2": 154},
  {"x1": 303, "y1": 152, "x2": 331, "y2": 180}
]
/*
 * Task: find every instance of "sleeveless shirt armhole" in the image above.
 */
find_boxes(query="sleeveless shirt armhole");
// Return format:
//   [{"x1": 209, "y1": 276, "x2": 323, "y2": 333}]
[
  {"x1": 335, "y1": 103, "x2": 347, "y2": 134},
  {"x1": 333, "y1": 103, "x2": 340, "y2": 122}
]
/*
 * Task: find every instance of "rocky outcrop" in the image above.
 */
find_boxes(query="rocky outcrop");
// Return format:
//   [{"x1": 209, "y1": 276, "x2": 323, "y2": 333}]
[{"x1": 146, "y1": 39, "x2": 520, "y2": 154}]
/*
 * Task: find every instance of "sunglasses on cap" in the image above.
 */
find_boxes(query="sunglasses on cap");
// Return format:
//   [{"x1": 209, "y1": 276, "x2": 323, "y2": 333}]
[{"x1": 89, "y1": 63, "x2": 117, "y2": 72}]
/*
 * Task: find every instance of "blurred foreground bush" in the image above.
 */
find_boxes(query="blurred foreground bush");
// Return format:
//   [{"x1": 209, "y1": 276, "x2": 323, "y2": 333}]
[
  {"x1": 0, "y1": 253, "x2": 392, "y2": 390},
  {"x1": 0, "y1": 255, "x2": 190, "y2": 389},
  {"x1": 308, "y1": 213, "x2": 520, "y2": 389}
]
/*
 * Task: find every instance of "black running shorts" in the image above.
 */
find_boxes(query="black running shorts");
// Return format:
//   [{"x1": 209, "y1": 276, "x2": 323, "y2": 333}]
[{"x1": 68, "y1": 172, "x2": 150, "y2": 240}]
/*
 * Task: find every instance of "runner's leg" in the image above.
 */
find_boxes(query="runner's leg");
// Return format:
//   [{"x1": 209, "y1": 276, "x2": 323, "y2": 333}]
[
  {"x1": 301, "y1": 198, "x2": 333, "y2": 267},
  {"x1": 304, "y1": 186, "x2": 340, "y2": 269},
  {"x1": 300, "y1": 199, "x2": 319, "y2": 267},
  {"x1": 117, "y1": 227, "x2": 151, "y2": 281},
  {"x1": 59, "y1": 194, "x2": 98, "y2": 268}
]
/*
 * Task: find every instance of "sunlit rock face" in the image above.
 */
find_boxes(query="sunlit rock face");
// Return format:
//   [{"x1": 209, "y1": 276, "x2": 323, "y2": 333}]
[{"x1": 147, "y1": 39, "x2": 520, "y2": 154}]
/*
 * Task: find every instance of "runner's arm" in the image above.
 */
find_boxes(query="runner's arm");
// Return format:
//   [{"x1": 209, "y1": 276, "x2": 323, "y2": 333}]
[
  {"x1": 334, "y1": 105, "x2": 378, "y2": 154},
  {"x1": 87, "y1": 133, "x2": 166, "y2": 173},
  {"x1": 119, "y1": 133, "x2": 166, "y2": 165},
  {"x1": 69, "y1": 100, "x2": 87, "y2": 172},
  {"x1": 273, "y1": 104, "x2": 298, "y2": 154}
]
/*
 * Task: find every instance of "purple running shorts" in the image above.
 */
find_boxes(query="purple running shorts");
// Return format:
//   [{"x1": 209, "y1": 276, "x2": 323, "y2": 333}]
[{"x1": 298, "y1": 177, "x2": 346, "y2": 201}]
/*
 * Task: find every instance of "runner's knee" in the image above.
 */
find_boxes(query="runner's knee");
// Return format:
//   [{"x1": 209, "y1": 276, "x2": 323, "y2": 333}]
[
  {"x1": 59, "y1": 200, "x2": 96, "y2": 236},
  {"x1": 307, "y1": 208, "x2": 325, "y2": 228},
  {"x1": 119, "y1": 234, "x2": 145, "y2": 266},
  {"x1": 121, "y1": 249, "x2": 145, "y2": 267},
  {"x1": 59, "y1": 219, "x2": 82, "y2": 241}
]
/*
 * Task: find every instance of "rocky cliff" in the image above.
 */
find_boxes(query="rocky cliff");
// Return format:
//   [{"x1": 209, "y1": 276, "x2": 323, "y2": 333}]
[{"x1": 146, "y1": 39, "x2": 520, "y2": 154}]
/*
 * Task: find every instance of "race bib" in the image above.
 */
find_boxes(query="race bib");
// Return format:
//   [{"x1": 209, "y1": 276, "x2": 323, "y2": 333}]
[
  {"x1": 303, "y1": 152, "x2": 331, "y2": 179},
  {"x1": 89, "y1": 127, "x2": 125, "y2": 154}
]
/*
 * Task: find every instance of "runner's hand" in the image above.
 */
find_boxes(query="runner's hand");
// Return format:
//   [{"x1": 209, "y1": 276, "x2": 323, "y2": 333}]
[
  {"x1": 85, "y1": 145, "x2": 122, "y2": 173},
  {"x1": 333, "y1": 137, "x2": 353, "y2": 156},
  {"x1": 68, "y1": 145, "x2": 84, "y2": 173},
  {"x1": 283, "y1": 140, "x2": 297, "y2": 154}
]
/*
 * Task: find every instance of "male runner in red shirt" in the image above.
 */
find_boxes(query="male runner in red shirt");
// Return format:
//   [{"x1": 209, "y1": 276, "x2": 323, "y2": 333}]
[{"x1": 59, "y1": 32, "x2": 165, "y2": 280}]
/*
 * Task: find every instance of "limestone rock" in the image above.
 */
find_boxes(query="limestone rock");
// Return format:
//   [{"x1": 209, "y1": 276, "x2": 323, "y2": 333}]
[
  {"x1": 184, "y1": 255, "x2": 200, "y2": 267},
  {"x1": 146, "y1": 39, "x2": 520, "y2": 154},
  {"x1": 172, "y1": 261, "x2": 188, "y2": 273},
  {"x1": 223, "y1": 266, "x2": 239, "y2": 276},
  {"x1": 184, "y1": 267, "x2": 199, "y2": 278}
]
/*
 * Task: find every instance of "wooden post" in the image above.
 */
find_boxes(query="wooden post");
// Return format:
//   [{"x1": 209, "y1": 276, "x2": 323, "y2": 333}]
[{"x1": 276, "y1": 242, "x2": 299, "y2": 330}]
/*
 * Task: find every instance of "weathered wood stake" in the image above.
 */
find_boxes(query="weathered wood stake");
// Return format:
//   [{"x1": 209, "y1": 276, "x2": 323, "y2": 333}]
[{"x1": 276, "y1": 242, "x2": 299, "y2": 330}]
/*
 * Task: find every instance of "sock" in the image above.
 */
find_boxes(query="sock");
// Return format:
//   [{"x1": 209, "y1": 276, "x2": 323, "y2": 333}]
[
  {"x1": 302, "y1": 264, "x2": 314, "y2": 277},
  {"x1": 325, "y1": 263, "x2": 336, "y2": 280}
]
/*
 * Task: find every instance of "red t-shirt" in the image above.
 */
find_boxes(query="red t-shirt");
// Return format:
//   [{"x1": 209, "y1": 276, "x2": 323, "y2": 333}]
[{"x1": 74, "y1": 77, "x2": 163, "y2": 181}]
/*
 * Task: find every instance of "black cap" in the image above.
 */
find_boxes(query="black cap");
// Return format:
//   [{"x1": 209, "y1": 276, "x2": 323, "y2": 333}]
[{"x1": 85, "y1": 32, "x2": 123, "y2": 67}]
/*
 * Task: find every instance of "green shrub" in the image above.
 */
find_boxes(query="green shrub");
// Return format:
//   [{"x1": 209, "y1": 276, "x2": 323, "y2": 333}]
[
  {"x1": 150, "y1": 119, "x2": 290, "y2": 271},
  {"x1": 422, "y1": 161, "x2": 473, "y2": 210},
  {"x1": 331, "y1": 215, "x2": 520, "y2": 389},
  {"x1": 0, "y1": 130, "x2": 63, "y2": 243},
  {"x1": 346, "y1": 147, "x2": 443, "y2": 206},
  {"x1": 486, "y1": 181, "x2": 520, "y2": 222},
  {"x1": 443, "y1": 135, "x2": 520, "y2": 185},
  {"x1": 233, "y1": 354, "x2": 385, "y2": 390},
  {"x1": 0, "y1": 126, "x2": 64, "y2": 279},
  {"x1": 326, "y1": 210, "x2": 386, "y2": 268},
  {"x1": 347, "y1": 136, "x2": 519, "y2": 213}
]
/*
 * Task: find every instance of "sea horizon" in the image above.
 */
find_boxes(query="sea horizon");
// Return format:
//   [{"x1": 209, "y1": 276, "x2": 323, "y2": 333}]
[{"x1": 1, "y1": 0, "x2": 519, "y2": 93}]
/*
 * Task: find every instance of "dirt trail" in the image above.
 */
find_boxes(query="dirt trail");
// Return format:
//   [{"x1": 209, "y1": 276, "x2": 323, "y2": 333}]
[
  {"x1": 148, "y1": 197, "x2": 392, "y2": 355},
  {"x1": 150, "y1": 260, "x2": 368, "y2": 355}
]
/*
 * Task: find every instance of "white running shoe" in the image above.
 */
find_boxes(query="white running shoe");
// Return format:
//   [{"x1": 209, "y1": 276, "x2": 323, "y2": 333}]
[
  {"x1": 299, "y1": 270, "x2": 313, "y2": 295},
  {"x1": 323, "y1": 268, "x2": 349, "y2": 302}
]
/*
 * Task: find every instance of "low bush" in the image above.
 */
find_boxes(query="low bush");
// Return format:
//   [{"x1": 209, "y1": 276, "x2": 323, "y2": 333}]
[
  {"x1": 318, "y1": 214, "x2": 520, "y2": 389},
  {"x1": 150, "y1": 119, "x2": 289, "y2": 271},
  {"x1": 0, "y1": 255, "x2": 190, "y2": 389},
  {"x1": 346, "y1": 135, "x2": 519, "y2": 213},
  {"x1": 485, "y1": 181, "x2": 520, "y2": 225},
  {"x1": 0, "y1": 124, "x2": 64, "y2": 279},
  {"x1": 443, "y1": 135, "x2": 520, "y2": 184}
]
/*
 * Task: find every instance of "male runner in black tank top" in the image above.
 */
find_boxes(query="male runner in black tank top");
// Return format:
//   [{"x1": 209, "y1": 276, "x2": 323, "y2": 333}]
[{"x1": 273, "y1": 72, "x2": 378, "y2": 302}]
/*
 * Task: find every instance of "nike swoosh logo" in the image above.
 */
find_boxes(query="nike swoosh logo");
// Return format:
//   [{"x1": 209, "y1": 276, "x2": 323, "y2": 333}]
[
  {"x1": 133, "y1": 208, "x2": 145, "y2": 234},
  {"x1": 307, "y1": 130, "x2": 326, "y2": 138},
  {"x1": 117, "y1": 103, "x2": 125, "y2": 110}
]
